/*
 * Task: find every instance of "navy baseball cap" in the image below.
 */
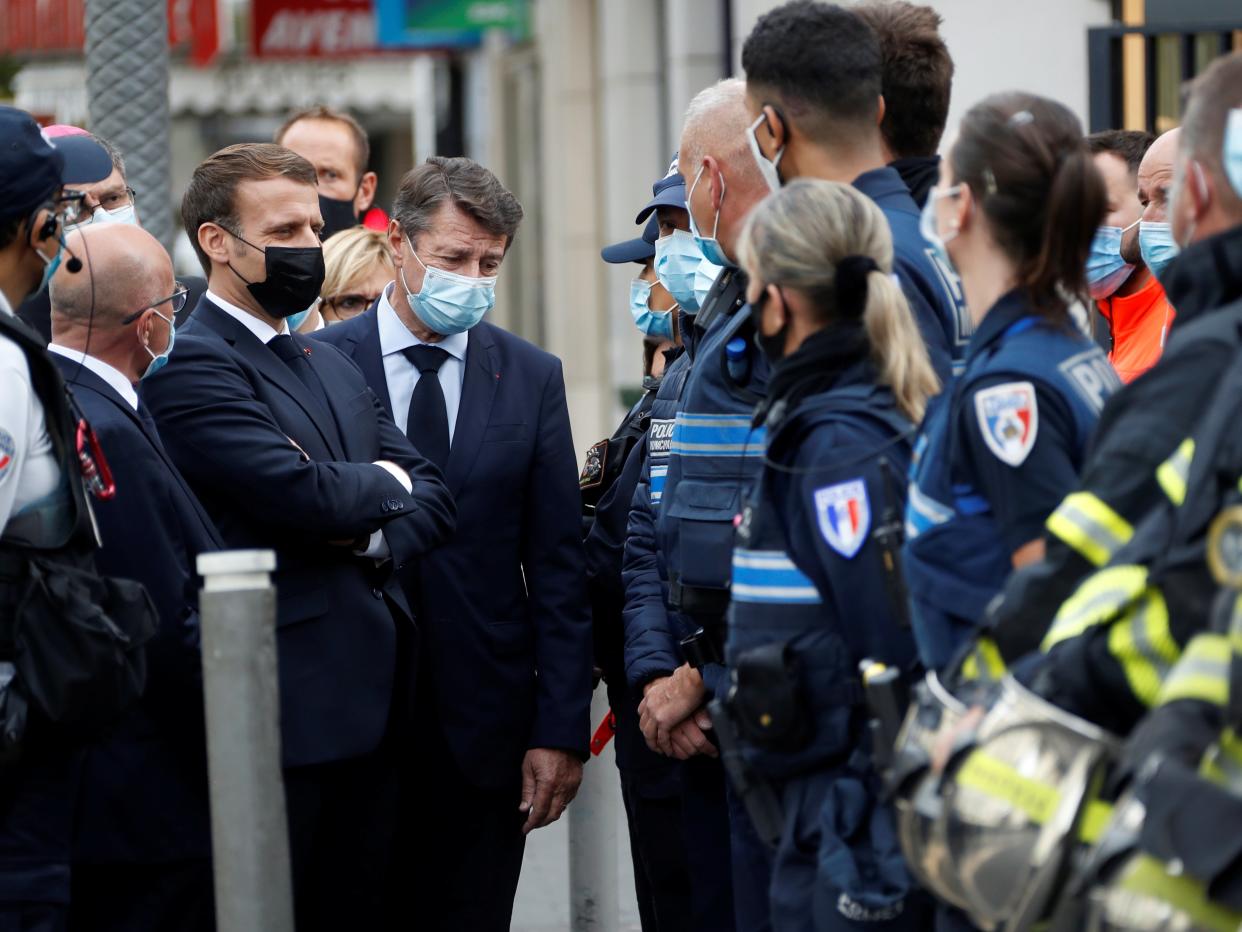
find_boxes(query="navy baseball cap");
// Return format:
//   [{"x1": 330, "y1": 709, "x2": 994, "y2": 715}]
[
  {"x1": 601, "y1": 215, "x2": 658, "y2": 265},
  {"x1": 636, "y1": 155, "x2": 687, "y2": 224},
  {"x1": 0, "y1": 107, "x2": 111, "y2": 222}
]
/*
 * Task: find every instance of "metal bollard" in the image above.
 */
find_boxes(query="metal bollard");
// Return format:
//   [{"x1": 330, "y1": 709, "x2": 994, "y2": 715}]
[
  {"x1": 197, "y1": 550, "x2": 293, "y2": 932},
  {"x1": 569, "y1": 683, "x2": 620, "y2": 932}
]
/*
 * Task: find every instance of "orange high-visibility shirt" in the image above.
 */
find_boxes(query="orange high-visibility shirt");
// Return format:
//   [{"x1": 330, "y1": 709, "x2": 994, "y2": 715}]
[{"x1": 1098, "y1": 274, "x2": 1175, "y2": 383}]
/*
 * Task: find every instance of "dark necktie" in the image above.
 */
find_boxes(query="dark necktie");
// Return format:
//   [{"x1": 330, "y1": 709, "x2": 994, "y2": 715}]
[
  {"x1": 269, "y1": 334, "x2": 332, "y2": 415},
  {"x1": 401, "y1": 345, "x2": 451, "y2": 470}
]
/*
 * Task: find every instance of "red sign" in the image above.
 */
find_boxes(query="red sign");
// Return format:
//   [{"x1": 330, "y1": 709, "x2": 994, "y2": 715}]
[
  {"x1": 250, "y1": 0, "x2": 377, "y2": 58},
  {"x1": 0, "y1": 0, "x2": 218, "y2": 66},
  {"x1": 1, "y1": 0, "x2": 86, "y2": 54}
]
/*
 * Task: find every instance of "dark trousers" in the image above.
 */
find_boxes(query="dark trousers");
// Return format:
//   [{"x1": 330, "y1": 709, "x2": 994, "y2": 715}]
[
  {"x1": 387, "y1": 710, "x2": 527, "y2": 932},
  {"x1": 284, "y1": 749, "x2": 399, "y2": 932},
  {"x1": 726, "y1": 778, "x2": 774, "y2": 932},
  {"x1": 69, "y1": 859, "x2": 214, "y2": 932},
  {"x1": 0, "y1": 744, "x2": 83, "y2": 932},
  {"x1": 680, "y1": 755, "x2": 738, "y2": 932},
  {"x1": 620, "y1": 778, "x2": 693, "y2": 932}
]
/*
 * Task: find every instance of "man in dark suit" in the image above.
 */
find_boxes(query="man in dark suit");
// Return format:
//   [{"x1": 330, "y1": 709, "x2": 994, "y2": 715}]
[
  {"x1": 46, "y1": 223, "x2": 220, "y2": 931},
  {"x1": 141, "y1": 143, "x2": 455, "y2": 931},
  {"x1": 314, "y1": 156, "x2": 592, "y2": 931}
]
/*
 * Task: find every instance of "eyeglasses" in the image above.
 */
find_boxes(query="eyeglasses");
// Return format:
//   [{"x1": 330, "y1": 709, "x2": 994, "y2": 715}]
[
  {"x1": 53, "y1": 191, "x2": 87, "y2": 226},
  {"x1": 84, "y1": 186, "x2": 136, "y2": 214},
  {"x1": 122, "y1": 283, "x2": 189, "y2": 324},
  {"x1": 324, "y1": 292, "x2": 381, "y2": 315}
]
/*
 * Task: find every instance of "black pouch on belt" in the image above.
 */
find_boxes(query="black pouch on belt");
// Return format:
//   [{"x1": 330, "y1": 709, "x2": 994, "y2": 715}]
[{"x1": 731, "y1": 641, "x2": 811, "y2": 752}]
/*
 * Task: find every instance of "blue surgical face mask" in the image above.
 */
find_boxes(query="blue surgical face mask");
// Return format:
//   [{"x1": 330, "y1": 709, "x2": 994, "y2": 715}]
[
  {"x1": 1086, "y1": 219, "x2": 1139, "y2": 299},
  {"x1": 35, "y1": 235, "x2": 65, "y2": 295},
  {"x1": 1139, "y1": 221, "x2": 1179, "y2": 280},
  {"x1": 401, "y1": 236, "x2": 497, "y2": 335},
  {"x1": 687, "y1": 166, "x2": 734, "y2": 269},
  {"x1": 1226, "y1": 108, "x2": 1242, "y2": 200},
  {"x1": 693, "y1": 258, "x2": 724, "y2": 311},
  {"x1": 141, "y1": 308, "x2": 176, "y2": 379},
  {"x1": 629, "y1": 278, "x2": 674, "y2": 341},
  {"x1": 284, "y1": 301, "x2": 317, "y2": 333},
  {"x1": 919, "y1": 184, "x2": 961, "y2": 274},
  {"x1": 655, "y1": 229, "x2": 706, "y2": 312}
]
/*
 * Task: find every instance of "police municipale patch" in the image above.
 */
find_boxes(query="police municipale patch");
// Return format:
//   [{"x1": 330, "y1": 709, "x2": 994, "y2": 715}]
[
  {"x1": 814, "y1": 478, "x2": 870, "y2": 559},
  {"x1": 0, "y1": 429, "x2": 13, "y2": 477},
  {"x1": 974, "y1": 381, "x2": 1038, "y2": 467}
]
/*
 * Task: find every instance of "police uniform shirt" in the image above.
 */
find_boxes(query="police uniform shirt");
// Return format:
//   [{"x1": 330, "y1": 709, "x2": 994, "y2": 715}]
[
  {"x1": 956, "y1": 294, "x2": 1101, "y2": 553},
  {"x1": 376, "y1": 283, "x2": 467, "y2": 440},
  {"x1": 0, "y1": 290, "x2": 61, "y2": 534}
]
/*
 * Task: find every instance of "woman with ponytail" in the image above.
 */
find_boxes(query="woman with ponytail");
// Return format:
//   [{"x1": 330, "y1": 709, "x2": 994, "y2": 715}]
[
  {"x1": 726, "y1": 178, "x2": 936, "y2": 931},
  {"x1": 903, "y1": 91, "x2": 1122, "y2": 684}
]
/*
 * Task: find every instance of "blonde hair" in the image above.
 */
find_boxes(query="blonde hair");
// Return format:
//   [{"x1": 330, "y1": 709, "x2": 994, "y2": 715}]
[
  {"x1": 321, "y1": 226, "x2": 395, "y2": 302},
  {"x1": 737, "y1": 179, "x2": 940, "y2": 423}
]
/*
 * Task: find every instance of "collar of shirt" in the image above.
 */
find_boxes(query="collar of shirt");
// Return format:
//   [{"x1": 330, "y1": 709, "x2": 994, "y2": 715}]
[
  {"x1": 0, "y1": 288, "x2": 12, "y2": 317},
  {"x1": 207, "y1": 289, "x2": 289, "y2": 344},
  {"x1": 852, "y1": 165, "x2": 916, "y2": 214},
  {"x1": 376, "y1": 282, "x2": 468, "y2": 362},
  {"x1": 48, "y1": 344, "x2": 139, "y2": 410}
]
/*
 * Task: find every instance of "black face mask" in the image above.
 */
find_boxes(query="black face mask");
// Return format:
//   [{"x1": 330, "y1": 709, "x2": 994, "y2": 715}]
[
  {"x1": 318, "y1": 194, "x2": 359, "y2": 241},
  {"x1": 752, "y1": 286, "x2": 789, "y2": 365},
  {"x1": 228, "y1": 231, "x2": 326, "y2": 319}
]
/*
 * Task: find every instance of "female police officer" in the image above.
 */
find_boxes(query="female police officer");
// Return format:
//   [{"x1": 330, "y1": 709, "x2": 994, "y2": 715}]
[
  {"x1": 724, "y1": 178, "x2": 939, "y2": 931},
  {"x1": 903, "y1": 92, "x2": 1121, "y2": 678}
]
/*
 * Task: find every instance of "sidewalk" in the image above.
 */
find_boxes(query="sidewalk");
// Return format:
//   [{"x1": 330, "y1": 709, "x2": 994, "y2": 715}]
[{"x1": 511, "y1": 732, "x2": 642, "y2": 931}]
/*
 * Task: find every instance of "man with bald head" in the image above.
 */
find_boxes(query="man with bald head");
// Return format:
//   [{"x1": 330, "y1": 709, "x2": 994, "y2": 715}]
[
  {"x1": 984, "y1": 54, "x2": 1242, "y2": 675},
  {"x1": 47, "y1": 224, "x2": 222, "y2": 931},
  {"x1": 1137, "y1": 127, "x2": 1182, "y2": 279}
]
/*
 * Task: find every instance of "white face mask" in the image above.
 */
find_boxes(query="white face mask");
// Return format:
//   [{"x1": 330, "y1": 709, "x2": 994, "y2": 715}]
[
  {"x1": 69, "y1": 203, "x2": 137, "y2": 232},
  {"x1": 746, "y1": 113, "x2": 784, "y2": 194}
]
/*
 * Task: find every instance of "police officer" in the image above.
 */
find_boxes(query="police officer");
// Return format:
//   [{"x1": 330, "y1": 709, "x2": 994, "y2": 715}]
[
  {"x1": 984, "y1": 53, "x2": 1242, "y2": 670},
  {"x1": 726, "y1": 178, "x2": 938, "y2": 931},
  {"x1": 626, "y1": 77, "x2": 775, "y2": 932},
  {"x1": 584, "y1": 214, "x2": 692, "y2": 931},
  {"x1": 622, "y1": 152, "x2": 737, "y2": 931},
  {"x1": 0, "y1": 107, "x2": 145, "y2": 932},
  {"x1": 741, "y1": 1, "x2": 970, "y2": 379},
  {"x1": 902, "y1": 92, "x2": 1120, "y2": 678}
]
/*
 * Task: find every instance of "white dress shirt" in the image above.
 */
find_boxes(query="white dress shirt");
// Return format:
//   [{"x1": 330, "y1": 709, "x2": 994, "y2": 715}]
[
  {"x1": 377, "y1": 284, "x2": 468, "y2": 441},
  {"x1": 48, "y1": 345, "x2": 139, "y2": 411}
]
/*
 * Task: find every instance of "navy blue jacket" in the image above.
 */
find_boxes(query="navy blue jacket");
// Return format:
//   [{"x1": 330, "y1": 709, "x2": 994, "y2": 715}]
[
  {"x1": 854, "y1": 166, "x2": 971, "y2": 378},
  {"x1": 142, "y1": 297, "x2": 456, "y2": 769},
  {"x1": 54, "y1": 357, "x2": 221, "y2": 864},
  {"x1": 314, "y1": 309, "x2": 593, "y2": 783}
]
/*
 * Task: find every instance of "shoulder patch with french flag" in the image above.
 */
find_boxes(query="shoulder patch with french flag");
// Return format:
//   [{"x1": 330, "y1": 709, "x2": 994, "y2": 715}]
[
  {"x1": 814, "y1": 478, "x2": 870, "y2": 559},
  {"x1": 973, "y1": 381, "x2": 1038, "y2": 467},
  {"x1": 0, "y1": 429, "x2": 13, "y2": 478}
]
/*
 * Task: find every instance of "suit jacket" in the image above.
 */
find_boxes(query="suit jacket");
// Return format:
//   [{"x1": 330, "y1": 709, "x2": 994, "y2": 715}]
[
  {"x1": 52, "y1": 356, "x2": 222, "y2": 864},
  {"x1": 141, "y1": 297, "x2": 456, "y2": 768},
  {"x1": 315, "y1": 310, "x2": 592, "y2": 785}
]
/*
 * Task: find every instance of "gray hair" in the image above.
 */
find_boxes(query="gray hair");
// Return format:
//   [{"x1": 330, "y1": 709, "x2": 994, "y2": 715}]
[
  {"x1": 738, "y1": 179, "x2": 939, "y2": 422},
  {"x1": 89, "y1": 133, "x2": 127, "y2": 181},
  {"x1": 392, "y1": 156, "x2": 523, "y2": 251},
  {"x1": 1180, "y1": 51, "x2": 1242, "y2": 213},
  {"x1": 679, "y1": 78, "x2": 759, "y2": 183}
]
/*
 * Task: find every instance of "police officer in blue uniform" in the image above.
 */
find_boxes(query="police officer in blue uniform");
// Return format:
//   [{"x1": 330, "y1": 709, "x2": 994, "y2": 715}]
[
  {"x1": 741, "y1": 2, "x2": 971, "y2": 381},
  {"x1": 725, "y1": 179, "x2": 940, "y2": 931},
  {"x1": 627, "y1": 79, "x2": 780, "y2": 932},
  {"x1": 903, "y1": 92, "x2": 1121, "y2": 682},
  {"x1": 584, "y1": 213, "x2": 693, "y2": 931},
  {"x1": 622, "y1": 157, "x2": 736, "y2": 932}
]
